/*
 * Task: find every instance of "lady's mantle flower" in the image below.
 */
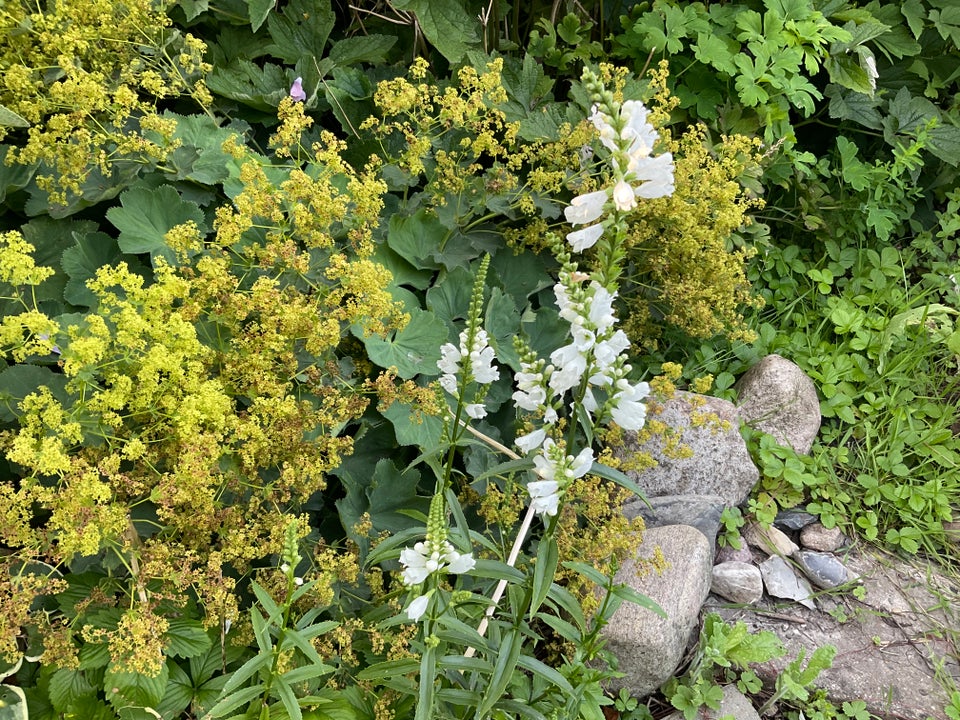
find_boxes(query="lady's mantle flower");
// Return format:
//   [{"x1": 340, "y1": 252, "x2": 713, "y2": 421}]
[{"x1": 290, "y1": 77, "x2": 306, "y2": 102}]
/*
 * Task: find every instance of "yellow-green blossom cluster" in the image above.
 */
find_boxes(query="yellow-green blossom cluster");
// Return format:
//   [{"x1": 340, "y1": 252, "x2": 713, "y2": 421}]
[
  {"x1": 0, "y1": 127, "x2": 405, "y2": 638},
  {"x1": 1, "y1": 0, "x2": 211, "y2": 202}
]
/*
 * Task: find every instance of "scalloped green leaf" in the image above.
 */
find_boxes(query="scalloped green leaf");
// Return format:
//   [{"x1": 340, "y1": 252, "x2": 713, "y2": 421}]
[
  {"x1": 105, "y1": 186, "x2": 205, "y2": 265},
  {"x1": 359, "y1": 308, "x2": 446, "y2": 378}
]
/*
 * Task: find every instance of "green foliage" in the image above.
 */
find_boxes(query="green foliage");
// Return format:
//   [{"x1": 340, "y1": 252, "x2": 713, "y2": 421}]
[{"x1": 663, "y1": 614, "x2": 834, "y2": 720}]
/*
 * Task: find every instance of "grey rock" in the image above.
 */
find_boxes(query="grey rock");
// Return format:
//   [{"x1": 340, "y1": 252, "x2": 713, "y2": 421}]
[
  {"x1": 715, "y1": 534, "x2": 754, "y2": 565},
  {"x1": 708, "y1": 685, "x2": 762, "y2": 720},
  {"x1": 615, "y1": 392, "x2": 759, "y2": 507},
  {"x1": 735, "y1": 354, "x2": 821, "y2": 454},
  {"x1": 800, "y1": 523, "x2": 846, "y2": 552},
  {"x1": 603, "y1": 525, "x2": 714, "y2": 697},
  {"x1": 774, "y1": 509, "x2": 818, "y2": 531},
  {"x1": 706, "y1": 549, "x2": 960, "y2": 720},
  {"x1": 661, "y1": 685, "x2": 762, "y2": 720},
  {"x1": 759, "y1": 555, "x2": 815, "y2": 609},
  {"x1": 711, "y1": 562, "x2": 764, "y2": 604},
  {"x1": 743, "y1": 522, "x2": 799, "y2": 557},
  {"x1": 795, "y1": 550, "x2": 850, "y2": 589},
  {"x1": 622, "y1": 493, "x2": 726, "y2": 545}
]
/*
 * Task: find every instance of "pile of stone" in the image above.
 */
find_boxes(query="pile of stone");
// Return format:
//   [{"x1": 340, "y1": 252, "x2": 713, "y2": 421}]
[{"x1": 601, "y1": 355, "x2": 960, "y2": 720}]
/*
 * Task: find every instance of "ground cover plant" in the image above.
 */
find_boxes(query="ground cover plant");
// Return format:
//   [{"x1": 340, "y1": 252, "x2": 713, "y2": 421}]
[{"x1": 0, "y1": 0, "x2": 958, "y2": 718}]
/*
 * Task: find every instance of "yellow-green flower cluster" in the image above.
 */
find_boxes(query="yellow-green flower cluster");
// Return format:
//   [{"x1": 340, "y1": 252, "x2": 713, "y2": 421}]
[{"x1": 1, "y1": 0, "x2": 211, "y2": 202}]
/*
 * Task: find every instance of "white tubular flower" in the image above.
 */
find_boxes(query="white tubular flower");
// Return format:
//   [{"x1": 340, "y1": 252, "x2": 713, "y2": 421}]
[
  {"x1": 566, "y1": 447, "x2": 594, "y2": 480},
  {"x1": 620, "y1": 100, "x2": 657, "y2": 160},
  {"x1": 516, "y1": 427, "x2": 547, "y2": 454},
  {"x1": 437, "y1": 343, "x2": 461, "y2": 375},
  {"x1": 631, "y1": 152, "x2": 675, "y2": 199},
  {"x1": 399, "y1": 540, "x2": 475, "y2": 587},
  {"x1": 564, "y1": 189, "x2": 608, "y2": 226},
  {"x1": 465, "y1": 403, "x2": 487, "y2": 419},
  {"x1": 567, "y1": 223, "x2": 604, "y2": 252},
  {"x1": 406, "y1": 593, "x2": 430, "y2": 621},
  {"x1": 549, "y1": 343, "x2": 587, "y2": 394},
  {"x1": 589, "y1": 105, "x2": 618, "y2": 151},
  {"x1": 528, "y1": 440, "x2": 595, "y2": 516},
  {"x1": 612, "y1": 179, "x2": 637, "y2": 212},
  {"x1": 444, "y1": 545, "x2": 477, "y2": 574},
  {"x1": 527, "y1": 480, "x2": 561, "y2": 516},
  {"x1": 468, "y1": 330, "x2": 499, "y2": 384},
  {"x1": 610, "y1": 379, "x2": 651, "y2": 431}
]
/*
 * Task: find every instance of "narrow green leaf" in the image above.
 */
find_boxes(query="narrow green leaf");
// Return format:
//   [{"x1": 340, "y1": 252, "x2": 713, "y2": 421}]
[
  {"x1": 355, "y1": 658, "x2": 419, "y2": 681},
  {"x1": 562, "y1": 561, "x2": 610, "y2": 588},
  {"x1": 474, "y1": 629, "x2": 523, "y2": 719},
  {"x1": 530, "y1": 536, "x2": 558, "y2": 616},
  {"x1": 588, "y1": 462, "x2": 651, "y2": 506},
  {"x1": 218, "y1": 651, "x2": 271, "y2": 697},
  {"x1": 275, "y1": 676, "x2": 303, "y2": 720},
  {"x1": 516, "y1": 655, "x2": 574, "y2": 693},
  {"x1": 611, "y1": 585, "x2": 667, "y2": 618},
  {"x1": 414, "y1": 646, "x2": 437, "y2": 720},
  {"x1": 204, "y1": 683, "x2": 266, "y2": 718}
]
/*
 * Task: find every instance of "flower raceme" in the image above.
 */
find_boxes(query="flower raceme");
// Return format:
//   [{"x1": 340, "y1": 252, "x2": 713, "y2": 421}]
[
  {"x1": 527, "y1": 439, "x2": 594, "y2": 516},
  {"x1": 398, "y1": 493, "x2": 476, "y2": 621},
  {"x1": 438, "y1": 327, "x2": 499, "y2": 418},
  {"x1": 563, "y1": 96, "x2": 675, "y2": 252}
]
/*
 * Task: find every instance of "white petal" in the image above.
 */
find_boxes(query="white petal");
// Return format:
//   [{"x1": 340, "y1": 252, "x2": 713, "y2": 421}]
[
  {"x1": 465, "y1": 403, "x2": 487, "y2": 419},
  {"x1": 406, "y1": 594, "x2": 430, "y2": 621},
  {"x1": 612, "y1": 179, "x2": 637, "y2": 211},
  {"x1": 564, "y1": 190, "x2": 607, "y2": 226},
  {"x1": 446, "y1": 552, "x2": 476, "y2": 574},
  {"x1": 566, "y1": 224, "x2": 604, "y2": 252},
  {"x1": 515, "y1": 428, "x2": 547, "y2": 454}
]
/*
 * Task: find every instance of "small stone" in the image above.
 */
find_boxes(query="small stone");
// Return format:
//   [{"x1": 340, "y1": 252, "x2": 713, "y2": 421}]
[
  {"x1": 743, "y1": 522, "x2": 799, "y2": 557},
  {"x1": 715, "y1": 534, "x2": 754, "y2": 564},
  {"x1": 800, "y1": 522, "x2": 846, "y2": 552},
  {"x1": 706, "y1": 685, "x2": 762, "y2": 720},
  {"x1": 774, "y1": 509, "x2": 817, "y2": 531},
  {"x1": 711, "y1": 561, "x2": 764, "y2": 604},
  {"x1": 759, "y1": 555, "x2": 815, "y2": 608},
  {"x1": 622, "y1": 494, "x2": 726, "y2": 545},
  {"x1": 795, "y1": 550, "x2": 850, "y2": 589}
]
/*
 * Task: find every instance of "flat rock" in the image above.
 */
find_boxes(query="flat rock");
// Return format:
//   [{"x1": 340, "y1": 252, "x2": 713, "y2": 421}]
[
  {"x1": 622, "y1": 493, "x2": 726, "y2": 545},
  {"x1": 603, "y1": 525, "x2": 714, "y2": 697},
  {"x1": 706, "y1": 548, "x2": 960, "y2": 720},
  {"x1": 743, "y1": 522, "x2": 799, "y2": 558},
  {"x1": 616, "y1": 392, "x2": 759, "y2": 507},
  {"x1": 795, "y1": 550, "x2": 850, "y2": 589},
  {"x1": 734, "y1": 354, "x2": 821, "y2": 455},
  {"x1": 759, "y1": 555, "x2": 815, "y2": 609},
  {"x1": 712, "y1": 561, "x2": 764, "y2": 604},
  {"x1": 775, "y1": 509, "x2": 818, "y2": 531}
]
